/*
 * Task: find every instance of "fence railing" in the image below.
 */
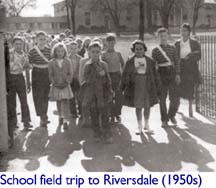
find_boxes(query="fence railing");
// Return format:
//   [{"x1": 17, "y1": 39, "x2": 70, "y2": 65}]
[{"x1": 196, "y1": 35, "x2": 216, "y2": 120}]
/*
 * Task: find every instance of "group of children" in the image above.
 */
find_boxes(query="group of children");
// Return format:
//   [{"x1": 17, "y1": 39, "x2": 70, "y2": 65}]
[{"x1": 6, "y1": 23, "x2": 201, "y2": 147}]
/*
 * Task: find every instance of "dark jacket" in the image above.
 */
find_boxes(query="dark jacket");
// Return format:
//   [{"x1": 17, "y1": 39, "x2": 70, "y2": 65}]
[
  {"x1": 175, "y1": 38, "x2": 201, "y2": 83},
  {"x1": 121, "y1": 55, "x2": 159, "y2": 107},
  {"x1": 81, "y1": 60, "x2": 112, "y2": 108}
]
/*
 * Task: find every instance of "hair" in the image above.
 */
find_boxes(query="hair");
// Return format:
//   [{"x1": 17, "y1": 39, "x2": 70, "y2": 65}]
[
  {"x1": 131, "y1": 40, "x2": 147, "y2": 53},
  {"x1": 106, "y1": 33, "x2": 116, "y2": 42},
  {"x1": 157, "y1": 27, "x2": 168, "y2": 35},
  {"x1": 181, "y1": 23, "x2": 191, "y2": 33},
  {"x1": 36, "y1": 31, "x2": 47, "y2": 38},
  {"x1": 51, "y1": 42, "x2": 68, "y2": 59},
  {"x1": 88, "y1": 41, "x2": 102, "y2": 50},
  {"x1": 82, "y1": 37, "x2": 91, "y2": 48},
  {"x1": 12, "y1": 36, "x2": 24, "y2": 44},
  {"x1": 69, "y1": 41, "x2": 78, "y2": 46}
]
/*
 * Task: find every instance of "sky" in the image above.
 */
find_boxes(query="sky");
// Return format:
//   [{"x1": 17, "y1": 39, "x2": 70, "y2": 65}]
[{"x1": 21, "y1": 0, "x2": 61, "y2": 17}]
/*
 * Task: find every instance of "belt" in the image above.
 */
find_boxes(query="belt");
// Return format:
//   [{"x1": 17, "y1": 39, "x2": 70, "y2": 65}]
[
  {"x1": 33, "y1": 64, "x2": 48, "y2": 69},
  {"x1": 157, "y1": 62, "x2": 173, "y2": 67}
]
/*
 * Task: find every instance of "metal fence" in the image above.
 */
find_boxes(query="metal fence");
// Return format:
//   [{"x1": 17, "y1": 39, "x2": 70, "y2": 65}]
[{"x1": 196, "y1": 35, "x2": 216, "y2": 119}]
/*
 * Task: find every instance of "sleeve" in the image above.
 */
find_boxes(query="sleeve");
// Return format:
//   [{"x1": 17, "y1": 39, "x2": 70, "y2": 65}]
[
  {"x1": 79, "y1": 59, "x2": 84, "y2": 85},
  {"x1": 83, "y1": 64, "x2": 92, "y2": 85},
  {"x1": 23, "y1": 53, "x2": 31, "y2": 70},
  {"x1": 103, "y1": 62, "x2": 112, "y2": 91},
  {"x1": 48, "y1": 60, "x2": 55, "y2": 85},
  {"x1": 118, "y1": 52, "x2": 125, "y2": 70},
  {"x1": 28, "y1": 49, "x2": 33, "y2": 65},
  {"x1": 66, "y1": 59, "x2": 73, "y2": 84},
  {"x1": 151, "y1": 48, "x2": 158, "y2": 63},
  {"x1": 120, "y1": 58, "x2": 131, "y2": 91},
  {"x1": 189, "y1": 40, "x2": 201, "y2": 62},
  {"x1": 173, "y1": 46, "x2": 180, "y2": 74}
]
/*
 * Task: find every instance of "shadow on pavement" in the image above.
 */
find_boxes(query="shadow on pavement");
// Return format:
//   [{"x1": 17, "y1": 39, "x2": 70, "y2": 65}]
[
  {"x1": 0, "y1": 115, "x2": 215, "y2": 172},
  {"x1": 179, "y1": 112, "x2": 216, "y2": 145}
]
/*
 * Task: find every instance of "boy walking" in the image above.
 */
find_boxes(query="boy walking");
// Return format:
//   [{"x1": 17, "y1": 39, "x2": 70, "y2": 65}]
[
  {"x1": 82, "y1": 41, "x2": 113, "y2": 143},
  {"x1": 101, "y1": 34, "x2": 124, "y2": 123},
  {"x1": 29, "y1": 31, "x2": 51, "y2": 127},
  {"x1": 152, "y1": 28, "x2": 181, "y2": 127},
  {"x1": 7, "y1": 36, "x2": 32, "y2": 133}
]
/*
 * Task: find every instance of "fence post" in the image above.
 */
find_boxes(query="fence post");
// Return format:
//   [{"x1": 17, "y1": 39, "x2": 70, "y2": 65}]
[{"x1": 0, "y1": 3, "x2": 9, "y2": 151}]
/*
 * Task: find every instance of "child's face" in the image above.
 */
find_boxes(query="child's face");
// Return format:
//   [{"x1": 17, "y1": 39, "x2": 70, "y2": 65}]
[
  {"x1": 90, "y1": 47, "x2": 101, "y2": 61},
  {"x1": 134, "y1": 44, "x2": 145, "y2": 58},
  {"x1": 13, "y1": 40, "x2": 23, "y2": 52},
  {"x1": 36, "y1": 35, "x2": 47, "y2": 47},
  {"x1": 70, "y1": 44, "x2": 78, "y2": 54},
  {"x1": 181, "y1": 27, "x2": 190, "y2": 39},
  {"x1": 56, "y1": 47, "x2": 65, "y2": 59},
  {"x1": 158, "y1": 32, "x2": 168, "y2": 44},
  {"x1": 107, "y1": 40, "x2": 115, "y2": 50}
]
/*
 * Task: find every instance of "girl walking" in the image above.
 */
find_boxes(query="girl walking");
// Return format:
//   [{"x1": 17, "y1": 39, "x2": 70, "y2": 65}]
[
  {"x1": 48, "y1": 43, "x2": 73, "y2": 130},
  {"x1": 121, "y1": 40, "x2": 159, "y2": 135}
]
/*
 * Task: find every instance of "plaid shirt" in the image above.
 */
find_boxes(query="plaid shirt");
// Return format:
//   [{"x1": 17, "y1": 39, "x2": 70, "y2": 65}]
[{"x1": 9, "y1": 49, "x2": 30, "y2": 75}]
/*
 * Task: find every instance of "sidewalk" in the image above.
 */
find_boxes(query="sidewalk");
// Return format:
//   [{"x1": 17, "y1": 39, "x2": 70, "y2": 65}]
[{"x1": 0, "y1": 96, "x2": 216, "y2": 172}]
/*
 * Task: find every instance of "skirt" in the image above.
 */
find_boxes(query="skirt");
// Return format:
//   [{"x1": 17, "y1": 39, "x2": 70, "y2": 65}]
[
  {"x1": 49, "y1": 84, "x2": 74, "y2": 101},
  {"x1": 134, "y1": 74, "x2": 150, "y2": 108},
  {"x1": 179, "y1": 60, "x2": 197, "y2": 99}
]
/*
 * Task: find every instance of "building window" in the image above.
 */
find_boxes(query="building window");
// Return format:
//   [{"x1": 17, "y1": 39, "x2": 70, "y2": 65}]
[
  {"x1": 15, "y1": 23, "x2": 21, "y2": 29},
  {"x1": 37, "y1": 23, "x2": 42, "y2": 29},
  {"x1": 183, "y1": 14, "x2": 188, "y2": 21},
  {"x1": 52, "y1": 23, "x2": 57, "y2": 29},
  {"x1": 85, "y1": 12, "x2": 91, "y2": 26},
  {"x1": 60, "y1": 22, "x2": 68, "y2": 29},
  {"x1": 29, "y1": 23, "x2": 34, "y2": 29}
]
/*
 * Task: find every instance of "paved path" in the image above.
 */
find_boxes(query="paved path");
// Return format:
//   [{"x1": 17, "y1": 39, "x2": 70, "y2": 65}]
[{"x1": 0, "y1": 94, "x2": 216, "y2": 172}]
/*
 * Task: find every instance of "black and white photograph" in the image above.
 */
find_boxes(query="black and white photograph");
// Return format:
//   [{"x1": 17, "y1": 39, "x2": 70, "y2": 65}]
[{"x1": 0, "y1": 0, "x2": 216, "y2": 172}]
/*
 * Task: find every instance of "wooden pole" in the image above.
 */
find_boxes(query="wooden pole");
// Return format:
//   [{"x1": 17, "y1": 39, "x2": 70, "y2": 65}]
[{"x1": 0, "y1": 3, "x2": 9, "y2": 151}]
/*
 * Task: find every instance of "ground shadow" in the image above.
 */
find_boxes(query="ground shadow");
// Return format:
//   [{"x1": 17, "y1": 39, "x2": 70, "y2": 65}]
[
  {"x1": 179, "y1": 112, "x2": 216, "y2": 145},
  {"x1": 45, "y1": 118, "x2": 84, "y2": 167},
  {"x1": 81, "y1": 123, "x2": 134, "y2": 172},
  {"x1": 131, "y1": 127, "x2": 214, "y2": 172}
]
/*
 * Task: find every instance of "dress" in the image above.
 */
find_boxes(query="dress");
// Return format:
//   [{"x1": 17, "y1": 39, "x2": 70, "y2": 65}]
[
  {"x1": 48, "y1": 58, "x2": 73, "y2": 101},
  {"x1": 133, "y1": 57, "x2": 149, "y2": 108}
]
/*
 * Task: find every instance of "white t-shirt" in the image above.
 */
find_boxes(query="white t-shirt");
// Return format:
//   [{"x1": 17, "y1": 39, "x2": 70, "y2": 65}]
[
  {"x1": 134, "y1": 57, "x2": 147, "y2": 74},
  {"x1": 180, "y1": 39, "x2": 191, "y2": 59}
]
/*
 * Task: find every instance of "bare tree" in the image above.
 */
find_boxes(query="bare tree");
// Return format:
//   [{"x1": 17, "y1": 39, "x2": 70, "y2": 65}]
[
  {"x1": 2, "y1": 0, "x2": 36, "y2": 17},
  {"x1": 153, "y1": 0, "x2": 176, "y2": 29},
  {"x1": 91, "y1": 0, "x2": 135, "y2": 36},
  {"x1": 191, "y1": 0, "x2": 204, "y2": 35},
  {"x1": 139, "y1": 0, "x2": 145, "y2": 40},
  {"x1": 146, "y1": 0, "x2": 153, "y2": 32},
  {"x1": 65, "y1": 0, "x2": 78, "y2": 36}
]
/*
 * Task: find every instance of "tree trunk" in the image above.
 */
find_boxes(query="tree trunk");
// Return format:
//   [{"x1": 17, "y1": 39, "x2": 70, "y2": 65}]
[
  {"x1": 71, "y1": 8, "x2": 76, "y2": 36},
  {"x1": 139, "y1": 0, "x2": 145, "y2": 40},
  {"x1": 192, "y1": 8, "x2": 199, "y2": 35},
  {"x1": 66, "y1": 1, "x2": 71, "y2": 30},
  {"x1": 146, "y1": 0, "x2": 153, "y2": 32},
  {"x1": 113, "y1": 17, "x2": 120, "y2": 36},
  {"x1": 161, "y1": 12, "x2": 169, "y2": 29}
]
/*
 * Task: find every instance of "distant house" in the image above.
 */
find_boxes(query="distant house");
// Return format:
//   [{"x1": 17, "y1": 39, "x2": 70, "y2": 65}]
[
  {"x1": 5, "y1": 16, "x2": 68, "y2": 34},
  {"x1": 4, "y1": 0, "x2": 216, "y2": 34}
]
